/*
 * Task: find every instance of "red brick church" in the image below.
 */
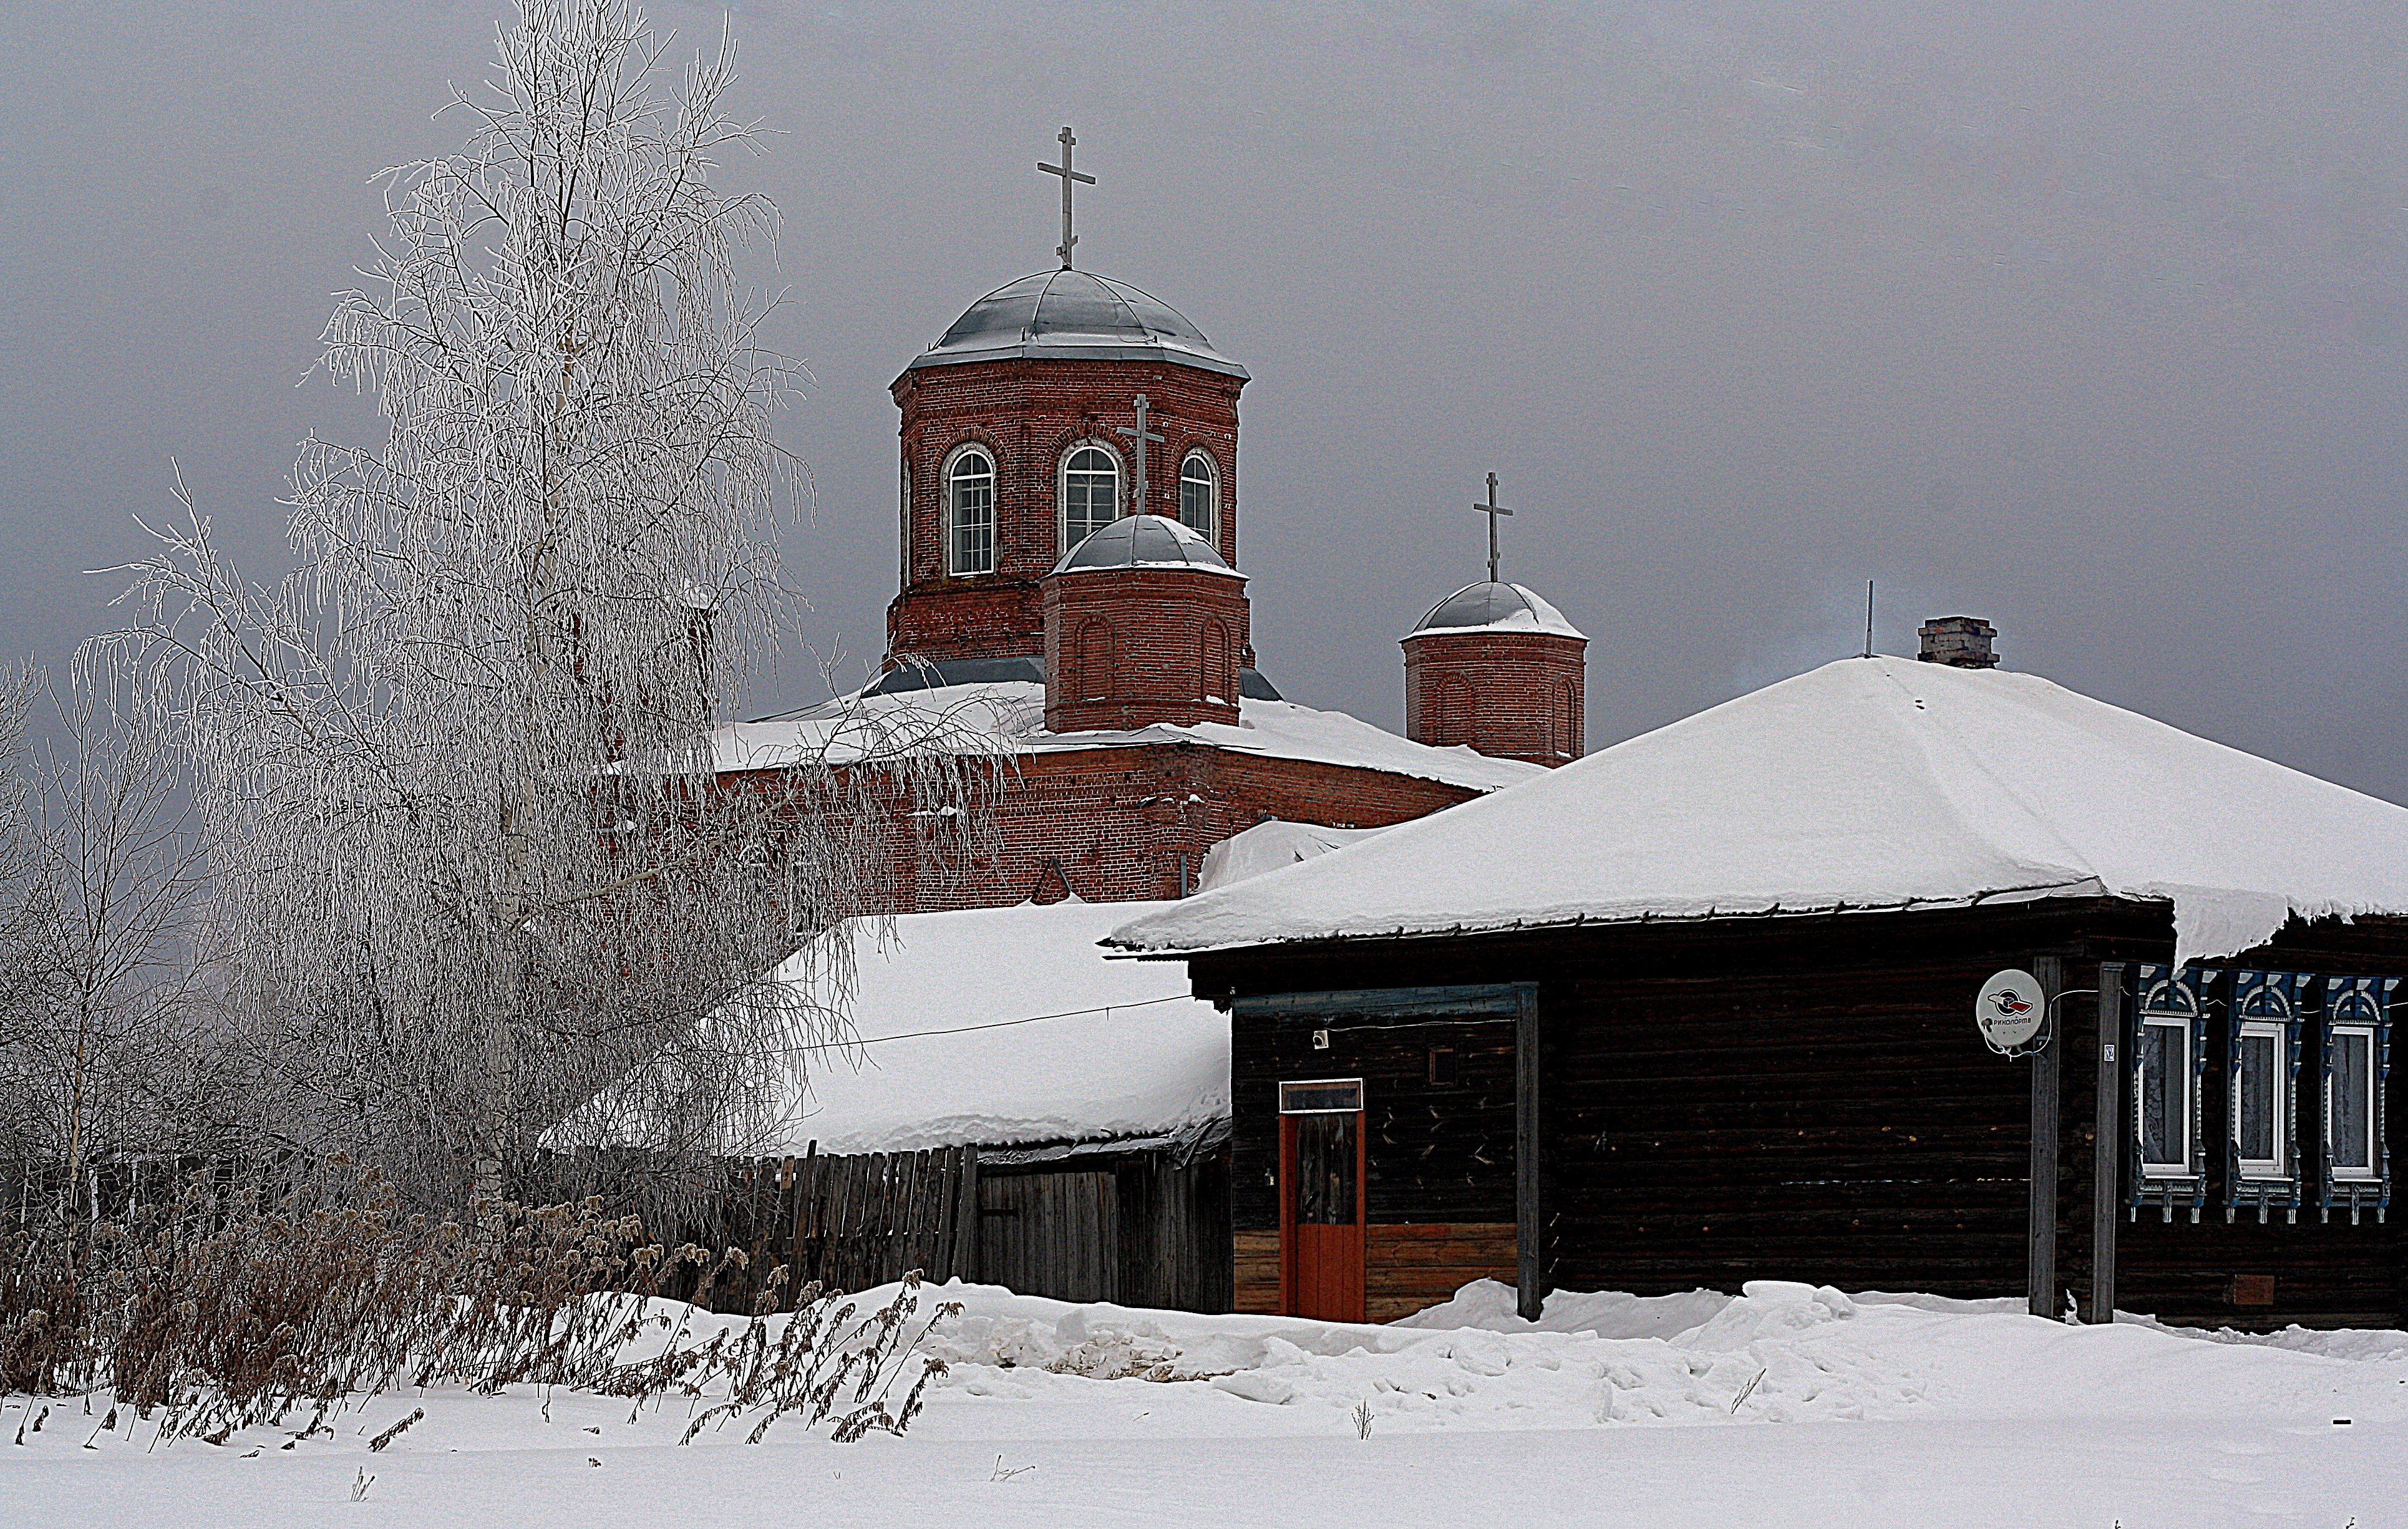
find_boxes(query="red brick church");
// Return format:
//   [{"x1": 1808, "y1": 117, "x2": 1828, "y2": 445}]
[{"x1": 717, "y1": 145, "x2": 1592, "y2": 913}]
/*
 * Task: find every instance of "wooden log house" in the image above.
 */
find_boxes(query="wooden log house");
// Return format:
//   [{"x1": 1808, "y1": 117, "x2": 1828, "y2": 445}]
[{"x1": 1110, "y1": 622, "x2": 2408, "y2": 1329}]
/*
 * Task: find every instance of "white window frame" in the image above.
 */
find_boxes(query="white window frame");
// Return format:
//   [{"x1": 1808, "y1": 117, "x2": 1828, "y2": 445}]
[
  {"x1": 2326, "y1": 1022, "x2": 2381, "y2": 1182},
  {"x1": 899, "y1": 457, "x2": 912, "y2": 583},
  {"x1": 1178, "y1": 449, "x2": 1219, "y2": 540},
  {"x1": 2231, "y1": 1017, "x2": 2288, "y2": 1181},
  {"x1": 1057, "y1": 440, "x2": 1122, "y2": 555},
  {"x1": 2137, "y1": 1014, "x2": 2195, "y2": 1178},
  {"x1": 943, "y1": 444, "x2": 995, "y2": 577}
]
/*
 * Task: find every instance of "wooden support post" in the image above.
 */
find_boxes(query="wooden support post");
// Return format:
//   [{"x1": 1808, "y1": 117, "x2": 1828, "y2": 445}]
[
  {"x1": 2027, "y1": 955, "x2": 2065, "y2": 1319},
  {"x1": 1514, "y1": 983, "x2": 1543, "y2": 1323},
  {"x1": 2090, "y1": 963, "x2": 2125, "y2": 1324}
]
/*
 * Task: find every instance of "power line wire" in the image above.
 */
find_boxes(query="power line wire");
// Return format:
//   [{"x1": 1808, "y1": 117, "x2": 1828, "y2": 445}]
[{"x1": 769, "y1": 992, "x2": 1197, "y2": 1058}]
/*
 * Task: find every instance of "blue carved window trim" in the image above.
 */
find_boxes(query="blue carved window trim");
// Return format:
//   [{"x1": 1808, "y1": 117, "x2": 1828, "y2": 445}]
[
  {"x1": 2127, "y1": 964, "x2": 2213, "y2": 1223},
  {"x1": 2224, "y1": 969, "x2": 2308, "y2": 1224},
  {"x1": 2316, "y1": 974, "x2": 2394, "y2": 1226}
]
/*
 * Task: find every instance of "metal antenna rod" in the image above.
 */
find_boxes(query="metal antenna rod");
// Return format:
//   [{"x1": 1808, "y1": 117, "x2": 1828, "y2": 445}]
[
  {"x1": 1864, "y1": 580, "x2": 1875, "y2": 659},
  {"x1": 1474, "y1": 472, "x2": 1514, "y2": 583},
  {"x1": 1037, "y1": 125, "x2": 1096, "y2": 270}
]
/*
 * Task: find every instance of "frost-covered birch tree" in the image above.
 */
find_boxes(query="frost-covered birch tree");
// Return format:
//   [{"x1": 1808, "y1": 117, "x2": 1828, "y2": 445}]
[{"x1": 106, "y1": 1, "x2": 986, "y2": 1212}]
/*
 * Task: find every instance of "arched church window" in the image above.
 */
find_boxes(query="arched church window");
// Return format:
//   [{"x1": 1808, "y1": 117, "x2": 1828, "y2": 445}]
[
  {"x1": 1179, "y1": 450, "x2": 1218, "y2": 538},
  {"x1": 1557, "y1": 680, "x2": 1580, "y2": 757},
  {"x1": 899, "y1": 458, "x2": 912, "y2": 583},
  {"x1": 1060, "y1": 444, "x2": 1120, "y2": 553},
  {"x1": 944, "y1": 447, "x2": 994, "y2": 576}
]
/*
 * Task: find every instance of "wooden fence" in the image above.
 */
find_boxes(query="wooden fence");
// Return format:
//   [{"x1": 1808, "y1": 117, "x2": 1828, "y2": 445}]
[{"x1": 713, "y1": 1145, "x2": 981, "y2": 1305}]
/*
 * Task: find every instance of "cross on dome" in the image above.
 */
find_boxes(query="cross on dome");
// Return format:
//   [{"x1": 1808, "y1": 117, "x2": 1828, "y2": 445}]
[
  {"x1": 1473, "y1": 471, "x2": 1515, "y2": 583},
  {"x1": 1037, "y1": 125, "x2": 1097, "y2": 271},
  {"x1": 1119, "y1": 393, "x2": 1164, "y2": 515}
]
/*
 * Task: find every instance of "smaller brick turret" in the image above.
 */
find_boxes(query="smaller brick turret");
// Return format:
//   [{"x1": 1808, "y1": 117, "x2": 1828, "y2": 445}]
[
  {"x1": 1044, "y1": 515, "x2": 1250, "y2": 734},
  {"x1": 1402, "y1": 582, "x2": 1587, "y2": 767}
]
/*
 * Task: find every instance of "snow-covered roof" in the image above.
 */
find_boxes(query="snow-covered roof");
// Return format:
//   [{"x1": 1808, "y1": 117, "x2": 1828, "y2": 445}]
[
  {"x1": 1107, "y1": 656, "x2": 2408, "y2": 966},
  {"x1": 905, "y1": 269, "x2": 1248, "y2": 380},
  {"x1": 1409, "y1": 582, "x2": 1586, "y2": 639},
  {"x1": 1052, "y1": 514, "x2": 1241, "y2": 577},
  {"x1": 1198, "y1": 819, "x2": 1387, "y2": 893},
  {"x1": 761, "y1": 901, "x2": 1228, "y2": 1155},
  {"x1": 715, "y1": 681, "x2": 1541, "y2": 794}
]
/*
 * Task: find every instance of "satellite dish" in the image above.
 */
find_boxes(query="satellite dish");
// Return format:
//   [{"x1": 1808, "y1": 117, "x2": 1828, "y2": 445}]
[{"x1": 1976, "y1": 968, "x2": 2047, "y2": 1052}]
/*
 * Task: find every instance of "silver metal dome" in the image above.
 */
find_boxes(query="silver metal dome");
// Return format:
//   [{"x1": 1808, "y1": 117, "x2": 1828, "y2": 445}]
[
  {"x1": 907, "y1": 269, "x2": 1248, "y2": 379},
  {"x1": 1410, "y1": 582, "x2": 1585, "y2": 639},
  {"x1": 1051, "y1": 514, "x2": 1241, "y2": 576}
]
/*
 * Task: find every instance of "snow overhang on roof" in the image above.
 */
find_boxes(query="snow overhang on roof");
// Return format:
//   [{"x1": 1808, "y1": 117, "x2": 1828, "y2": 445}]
[
  {"x1": 903, "y1": 269, "x2": 1250, "y2": 381},
  {"x1": 1105, "y1": 656, "x2": 2408, "y2": 968},
  {"x1": 1408, "y1": 582, "x2": 1586, "y2": 640}
]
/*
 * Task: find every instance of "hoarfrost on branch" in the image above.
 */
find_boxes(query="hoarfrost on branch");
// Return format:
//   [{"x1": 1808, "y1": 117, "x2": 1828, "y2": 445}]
[{"x1": 100, "y1": 1, "x2": 995, "y2": 1211}]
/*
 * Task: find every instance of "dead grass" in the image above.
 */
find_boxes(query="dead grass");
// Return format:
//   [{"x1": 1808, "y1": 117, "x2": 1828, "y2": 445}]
[{"x1": 0, "y1": 1160, "x2": 954, "y2": 1446}]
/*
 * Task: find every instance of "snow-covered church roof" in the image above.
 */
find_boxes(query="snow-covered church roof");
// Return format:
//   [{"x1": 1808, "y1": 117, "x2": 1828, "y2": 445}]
[
  {"x1": 1409, "y1": 581, "x2": 1586, "y2": 639},
  {"x1": 1053, "y1": 513, "x2": 1240, "y2": 576},
  {"x1": 1107, "y1": 656, "x2": 2408, "y2": 966},
  {"x1": 905, "y1": 269, "x2": 1248, "y2": 380},
  {"x1": 761, "y1": 901, "x2": 1228, "y2": 1156},
  {"x1": 714, "y1": 680, "x2": 1540, "y2": 794}
]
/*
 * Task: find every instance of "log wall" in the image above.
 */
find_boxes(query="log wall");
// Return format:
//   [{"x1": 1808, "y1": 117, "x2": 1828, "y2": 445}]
[
  {"x1": 1194, "y1": 901, "x2": 2408, "y2": 1331},
  {"x1": 1228, "y1": 1010, "x2": 1519, "y2": 1321}
]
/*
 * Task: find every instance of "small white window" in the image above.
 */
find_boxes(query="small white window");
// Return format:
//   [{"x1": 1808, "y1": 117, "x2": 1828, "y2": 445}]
[
  {"x1": 2328, "y1": 1023, "x2": 2379, "y2": 1181},
  {"x1": 1060, "y1": 444, "x2": 1120, "y2": 553},
  {"x1": 1178, "y1": 450, "x2": 1218, "y2": 538},
  {"x1": 2232, "y1": 1019, "x2": 2287, "y2": 1180},
  {"x1": 944, "y1": 447, "x2": 994, "y2": 576},
  {"x1": 2137, "y1": 1015, "x2": 2193, "y2": 1178}
]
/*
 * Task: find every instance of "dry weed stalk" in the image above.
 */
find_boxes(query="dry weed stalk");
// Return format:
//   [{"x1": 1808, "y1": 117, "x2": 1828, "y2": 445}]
[{"x1": 0, "y1": 1162, "x2": 952, "y2": 1447}]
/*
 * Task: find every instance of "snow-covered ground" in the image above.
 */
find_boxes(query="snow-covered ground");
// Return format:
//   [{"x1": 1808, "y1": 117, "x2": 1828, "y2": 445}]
[{"x1": 9, "y1": 1279, "x2": 2405, "y2": 1527}]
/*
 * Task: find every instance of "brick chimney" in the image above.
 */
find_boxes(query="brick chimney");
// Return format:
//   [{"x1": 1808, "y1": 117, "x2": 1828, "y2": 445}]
[{"x1": 1917, "y1": 616, "x2": 1999, "y2": 669}]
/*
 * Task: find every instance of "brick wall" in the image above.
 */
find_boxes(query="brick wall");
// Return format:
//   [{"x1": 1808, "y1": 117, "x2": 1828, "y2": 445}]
[
  {"x1": 1042, "y1": 565, "x2": 1250, "y2": 733},
  {"x1": 746, "y1": 740, "x2": 1483, "y2": 913},
  {"x1": 888, "y1": 357, "x2": 1245, "y2": 664},
  {"x1": 1402, "y1": 629, "x2": 1588, "y2": 767}
]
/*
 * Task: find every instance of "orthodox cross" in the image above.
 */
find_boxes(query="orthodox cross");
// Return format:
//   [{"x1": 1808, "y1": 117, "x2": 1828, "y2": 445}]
[
  {"x1": 1037, "y1": 125, "x2": 1096, "y2": 270},
  {"x1": 1473, "y1": 472, "x2": 1514, "y2": 583},
  {"x1": 1119, "y1": 394, "x2": 1165, "y2": 515}
]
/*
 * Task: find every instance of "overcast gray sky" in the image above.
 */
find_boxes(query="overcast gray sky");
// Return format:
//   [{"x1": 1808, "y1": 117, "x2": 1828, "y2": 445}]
[{"x1": 4, "y1": 2, "x2": 2404, "y2": 798}]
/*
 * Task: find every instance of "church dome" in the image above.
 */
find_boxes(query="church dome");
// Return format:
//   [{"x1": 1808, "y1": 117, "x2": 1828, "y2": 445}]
[
  {"x1": 1052, "y1": 514, "x2": 1241, "y2": 576},
  {"x1": 908, "y1": 269, "x2": 1250, "y2": 379},
  {"x1": 1410, "y1": 582, "x2": 1586, "y2": 639}
]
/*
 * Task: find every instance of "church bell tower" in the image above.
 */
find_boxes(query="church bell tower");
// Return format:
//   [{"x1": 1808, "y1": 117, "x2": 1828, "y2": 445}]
[{"x1": 885, "y1": 128, "x2": 1250, "y2": 671}]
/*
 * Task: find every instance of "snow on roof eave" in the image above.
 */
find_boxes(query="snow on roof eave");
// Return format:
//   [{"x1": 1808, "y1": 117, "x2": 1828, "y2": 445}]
[
  {"x1": 899, "y1": 338, "x2": 1250, "y2": 381},
  {"x1": 1103, "y1": 875, "x2": 2116, "y2": 958},
  {"x1": 1050, "y1": 560, "x2": 1248, "y2": 578},
  {"x1": 709, "y1": 679, "x2": 1540, "y2": 793},
  {"x1": 1409, "y1": 612, "x2": 1588, "y2": 640}
]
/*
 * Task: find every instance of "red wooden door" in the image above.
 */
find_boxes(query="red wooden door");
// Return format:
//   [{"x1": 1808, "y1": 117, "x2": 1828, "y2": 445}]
[{"x1": 1279, "y1": 1103, "x2": 1366, "y2": 1322}]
